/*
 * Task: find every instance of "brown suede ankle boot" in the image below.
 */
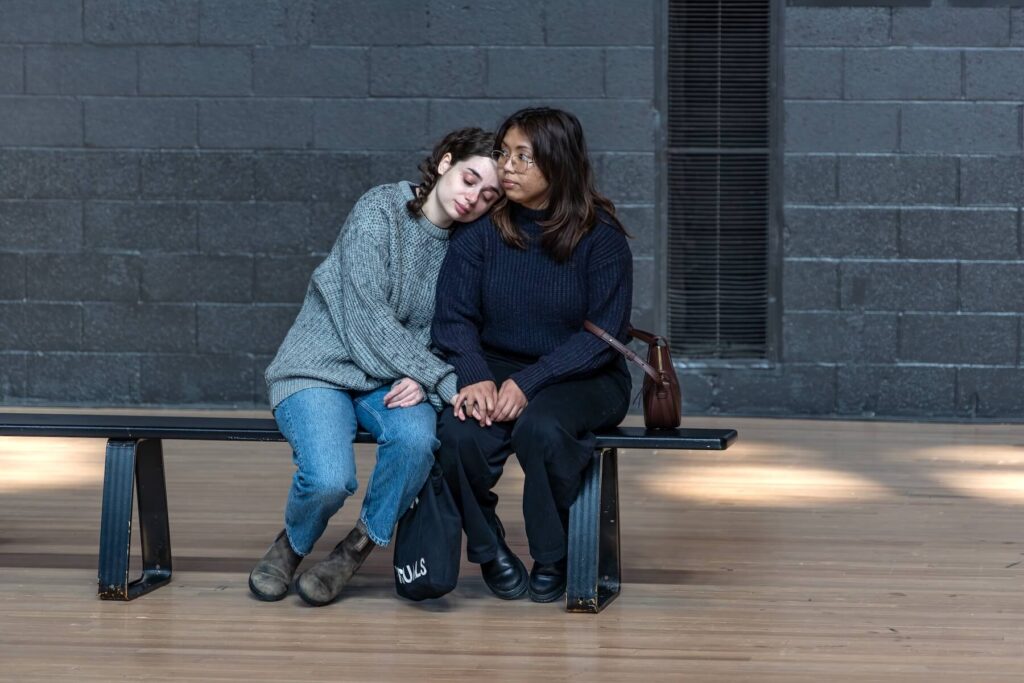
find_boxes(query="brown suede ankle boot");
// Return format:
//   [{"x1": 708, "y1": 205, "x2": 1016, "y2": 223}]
[
  {"x1": 249, "y1": 529, "x2": 302, "y2": 601},
  {"x1": 295, "y1": 523, "x2": 375, "y2": 607}
]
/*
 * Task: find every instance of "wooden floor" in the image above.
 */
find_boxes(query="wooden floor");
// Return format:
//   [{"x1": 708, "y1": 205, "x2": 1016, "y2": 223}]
[{"x1": 1, "y1": 411, "x2": 1023, "y2": 681}]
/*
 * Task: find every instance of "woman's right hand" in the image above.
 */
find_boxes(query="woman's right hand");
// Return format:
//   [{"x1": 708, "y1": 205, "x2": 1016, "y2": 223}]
[{"x1": 452, "y1": 381, "x2": 498, "y2": 427}]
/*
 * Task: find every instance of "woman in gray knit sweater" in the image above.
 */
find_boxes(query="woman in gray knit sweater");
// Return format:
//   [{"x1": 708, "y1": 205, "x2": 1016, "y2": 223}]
[{"x1": 249, "y1": 128, "x2": 501, "y2": 606}]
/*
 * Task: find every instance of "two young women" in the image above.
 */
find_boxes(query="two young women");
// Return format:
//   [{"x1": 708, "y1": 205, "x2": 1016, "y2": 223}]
[{"x1": 250, "y1": 107, "x2": 633, "y2": 606}]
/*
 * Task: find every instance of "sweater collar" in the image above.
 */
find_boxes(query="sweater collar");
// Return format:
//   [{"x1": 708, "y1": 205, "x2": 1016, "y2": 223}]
[
  {"x1": 401, "y1": 181, "x2": 452, "y2": 241},
  {"x1": 510, "y1": 202, "x2": 552, "y2": 225}
]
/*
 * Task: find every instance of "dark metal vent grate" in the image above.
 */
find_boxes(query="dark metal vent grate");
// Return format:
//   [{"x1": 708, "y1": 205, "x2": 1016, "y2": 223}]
[{"x1": 667, "y1": 0, "x2": 771, "y2": 359}]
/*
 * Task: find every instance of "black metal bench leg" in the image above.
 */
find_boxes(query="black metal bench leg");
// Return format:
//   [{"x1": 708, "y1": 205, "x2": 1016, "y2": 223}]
[
  {"x1": 566, "y1": 447, "x2": 621, "y2": 613},
  {"x1": 97, "y1": 438, "x2": 172, "y2": 600}
]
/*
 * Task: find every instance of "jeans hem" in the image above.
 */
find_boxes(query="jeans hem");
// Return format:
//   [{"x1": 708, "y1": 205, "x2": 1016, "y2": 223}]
[{"x1": 360, "y1": 513, "x2": 390, "y2": 548}]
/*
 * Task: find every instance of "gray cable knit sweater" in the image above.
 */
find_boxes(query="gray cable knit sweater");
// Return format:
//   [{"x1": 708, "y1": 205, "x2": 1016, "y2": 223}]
[{"x1": 265, "y1": 182, "x2": 458, "y2": 412}]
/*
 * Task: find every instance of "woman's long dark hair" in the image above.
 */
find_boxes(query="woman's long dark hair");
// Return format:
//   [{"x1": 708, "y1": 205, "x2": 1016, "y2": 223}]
[
  {"x1": 406, "y1": 127, "x2": 495, "y2": 216},
  {"x1": 491, "y1": 107, "x2": 627, "y2": 262}
]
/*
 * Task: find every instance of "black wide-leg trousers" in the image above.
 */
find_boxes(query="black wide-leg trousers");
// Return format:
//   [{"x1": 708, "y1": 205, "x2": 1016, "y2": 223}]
[{"x1": 437, "y1": 352, "x2": 631, "y2": 565}]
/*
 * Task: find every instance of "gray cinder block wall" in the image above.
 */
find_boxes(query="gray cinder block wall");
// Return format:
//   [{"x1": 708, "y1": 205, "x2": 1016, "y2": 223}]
[
  {"x1": 0, "y1": 0, "x2": 657, "y2": 407},
  {"x1": 768, "y1": 3, "x2": 1024, "y2": 418},
  {"x1": 1, "y1": 1, "x2": 1021, "y2": 419}
]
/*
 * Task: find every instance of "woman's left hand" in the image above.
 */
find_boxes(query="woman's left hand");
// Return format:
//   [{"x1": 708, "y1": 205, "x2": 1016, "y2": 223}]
[
  {"x1": 492, "y1": 379, "x2": 527, "y2": 422},
  {"x1": 384, "y1": 377, "x2": 425, "y2": 408}
]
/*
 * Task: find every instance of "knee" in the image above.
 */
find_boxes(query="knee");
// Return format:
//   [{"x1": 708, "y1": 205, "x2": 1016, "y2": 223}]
[
  {"x1": 511, "y1": 414, "x2": 566, "y2": 457},
  {"x1": 295, "y1": 464, "x2": 357, "y2": 502}
]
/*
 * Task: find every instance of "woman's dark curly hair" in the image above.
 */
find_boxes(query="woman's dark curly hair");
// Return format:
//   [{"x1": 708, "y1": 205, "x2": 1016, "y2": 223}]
[{"x1": 406, "y1": 127, "x2": 496, "y2": 216}]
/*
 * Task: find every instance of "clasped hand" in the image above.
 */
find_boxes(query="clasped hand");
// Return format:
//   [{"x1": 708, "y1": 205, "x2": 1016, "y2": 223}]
[{"x1": 451, "y1": 379, "x2": 527, "y2": 426}]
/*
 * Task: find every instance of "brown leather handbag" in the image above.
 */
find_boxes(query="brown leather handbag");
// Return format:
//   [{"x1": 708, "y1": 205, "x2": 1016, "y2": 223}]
[{"x1": 584, "y1": 321, "x2": 682, "y2": 429}]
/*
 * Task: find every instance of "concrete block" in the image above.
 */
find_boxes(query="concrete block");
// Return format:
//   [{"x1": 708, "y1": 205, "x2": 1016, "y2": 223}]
[
  {"x1": 784, "y1": 311, "x2": 897, "y2": 362},
  {"x1": 0, "y1": 254, "x2": 25, "y2": 300},
  {"x1": 140, "y1": 47, "x2": 252, "y2": 95},
  {"x1": 784, "y1": 154, "x2": 837, "y2": 204},
  {"x1": 961, "y1": 262, "x2": 1024, "y2": 312},
  {"x1": 785, "y1": 102, "x2": 899, "y2": 153},
  {"x1": 254, "y1": 47, "x2": 367, "y2": 97},
  {"x1": 0, "y1": 201, "x2": 82, "y2": 250},
  {"x1": 900, "y1": 313, "x2": 1017, "y2": 364},
  {"x1": 199, "y1": 99, "x2": 312, "y2": 149},
  {"x1": 85, "y1": 98, "x2": 197, "y2": 148},
  {"x1": 840, "y1": 261, "x2": 958, "y2": 311},
  {"x1": 0, "y1": 302, "x2": 82, "y2": 351},
  {"x1": 615, "y1": 205, "x2": 654, "y2": 257},
  {"x1": 486, "y1": 48, "x2": 604, "y2": 98},
  {"x1": 892, "y1": 8, "x2": 1010, "y2": 47},
  {"x1": 838, "y1": 155, "x2": 957, "y2": 205},
  {"x1": 605, "y1": 48, "x2": 654, "y2": 98},
  {"x1": 26, "y1": 46, "x2": 137, "y2": 95},
  {"x1": 965, "y1": 50, "x2": 1024, "y2": 99},
  {"x1": 0, "y1": 0, "x2": 82, "y2": 42},
  {"x1": 85, "y1": 0, "x2": 199, "y2": 44},
  {"x1": 197, "y1": 303, "x2": 297, "y2": 353},
  {"x1": 0, "y1": 47, "x2": 24, "y2": 94},
  {"x1": 960, "y1": 156, "x2": 1024, "y2": 206},
  {"x1": 784, "y1": 207, "x2": 899, "y2": 258},
  {"x1": 714, "y1": 365, "x2": 837, "y2": 415},
  {"x1": 199, "y1": 0, "x2": 313, "y2": 45},
  {"x1": 371, "y1": 47, "x2": 485, "y2": 97},
  {"x1": 142, "y1": 254, "x2": 252, "y2": 302},
  {"x1": 785, "y1": 48, "x2": 842, "y2": 99},
  {"x1": 595, "y1": 153, "x2": 656, "y2": 202},
  {"x1": 901, "y1": 103, "x2": 1019, "y2": 154},
  {"x1": 141, "y1": 152, "x2": 254, "y2": 199},
  {"x1": 312, "y1": 0, "x2": 427, "y2": 46},
  {"x1": 0, "y1": 97, "x2": 82, "y2": 146},
  {"x1": 27, "y1": 353, "x2": 139, "y2": 403},
  {"x1": 546, "y1": 0, "x2": 655, "y2": 46},
  {"x1": 254, "y1": 255, "x2": 320, "y2": 303},
  {"x1": 900, "y1": 208, "x2": 1017, "y2": 259},
  {"x1": 844, "y1": 48, "x2": 961, "y2": 100},
  {"x1": 426, "y1": 0, "x2": 544, "y2": 46},
  {"x1": 26, "y1": 253, "x2": 140, "y2": 302},
  {"x1": 1, "y1": 150, "x2": 142, "y2": 200},
  {"x1": 783, "y1": 259, "x2": 839, "y2": 310},
  {"x1": 785, "y1": 8, "x2": 890, "y2": 47},
  {"x1": 199, "y1": 201, "x2": 314, "y2": 254},
  {"x1": 958, "y1": 368, "x2": 1024, "y2": 417},
  {"x1": 85, "y1": 201, "x2": 199, "y2": 252},
  {"x1": 837, "y1": 365, "x2": 956, "y2": 417},
  {"x1": 315, "y1": 99, "x2": 429, "y2": 150},
  {"x1": 140, "y1": 353, "x2": 255, "y2": 404},
  {"x1": 83, "y1": 302, "x2": 196, "y2": 352},
  {"x1": 0, "y1": 353, "x2": 27, "y2": 401}
]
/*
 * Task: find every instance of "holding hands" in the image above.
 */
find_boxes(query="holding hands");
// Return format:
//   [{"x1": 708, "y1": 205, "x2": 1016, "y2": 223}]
[{"x1": 451, "y1": 379, "x2": 527, "y2": 426}]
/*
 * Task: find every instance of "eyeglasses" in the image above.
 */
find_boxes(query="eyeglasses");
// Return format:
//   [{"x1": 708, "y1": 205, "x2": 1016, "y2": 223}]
[{"x1": 491, "y1": 149, "x2": 535, "y2": 173}]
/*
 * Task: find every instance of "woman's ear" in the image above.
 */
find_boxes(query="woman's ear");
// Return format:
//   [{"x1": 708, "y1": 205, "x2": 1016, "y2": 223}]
[{"x1": 436, "y1": 153, "x2": 453, "y2": 176}]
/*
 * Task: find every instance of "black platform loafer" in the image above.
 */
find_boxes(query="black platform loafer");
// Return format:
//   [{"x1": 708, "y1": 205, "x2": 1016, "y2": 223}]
[
  {"x1": 480, "y1": 518, "x2": 528, "y2": 600},
  {"x1": 528, "y1": 557, "x2": 567, "y2": 603}
]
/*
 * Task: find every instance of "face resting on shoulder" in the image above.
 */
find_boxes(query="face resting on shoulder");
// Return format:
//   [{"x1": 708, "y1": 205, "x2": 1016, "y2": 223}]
[
  {"x1": 497, "y1": 126, "x2": 550, "y2": 210},
  {"x1": 429, "y1": 154, "x2": 502, "y2": 225}
]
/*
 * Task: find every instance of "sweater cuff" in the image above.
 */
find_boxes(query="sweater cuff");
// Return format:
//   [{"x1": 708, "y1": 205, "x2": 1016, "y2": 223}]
[
  {"x1": 453, "y1": 353, "x2": 494, "y2": 390},
  {"x1": 434, "y1": 372, "x2": 458, "y2": 406},
  {"x1": 509, "y1": 361, "x2": 551, "y2": 400}
]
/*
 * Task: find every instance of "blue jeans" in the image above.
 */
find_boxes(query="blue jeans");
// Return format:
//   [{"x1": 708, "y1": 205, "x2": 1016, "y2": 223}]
[{"x1": 274, "y1": 386, "x2": 438, "y2": 554}]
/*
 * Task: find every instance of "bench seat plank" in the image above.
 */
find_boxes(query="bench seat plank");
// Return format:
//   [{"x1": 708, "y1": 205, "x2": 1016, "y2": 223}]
[{"x1": 0, "y1": 413, "x2": 736, "y2": 450}]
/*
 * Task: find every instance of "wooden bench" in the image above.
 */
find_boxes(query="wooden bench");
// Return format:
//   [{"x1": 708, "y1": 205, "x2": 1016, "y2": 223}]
[{"x1": 0, "y1": 412, "x2": 737, "y2": 613}]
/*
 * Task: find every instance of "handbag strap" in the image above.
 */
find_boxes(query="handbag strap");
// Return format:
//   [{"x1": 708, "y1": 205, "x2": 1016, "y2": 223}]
[{"x1": 583, "y1": 320, "x2": 665, "y2": 385}]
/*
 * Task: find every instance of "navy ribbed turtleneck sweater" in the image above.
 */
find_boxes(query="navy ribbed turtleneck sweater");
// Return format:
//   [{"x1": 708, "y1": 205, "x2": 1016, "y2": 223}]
[{"x1": 431, "y1": 203, "x2": 633, "y2": 399}]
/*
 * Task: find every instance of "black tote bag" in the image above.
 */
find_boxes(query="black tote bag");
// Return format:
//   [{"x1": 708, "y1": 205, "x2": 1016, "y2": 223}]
[{"x1": 392, "y1": 462, "x2": 461, "y2": 601}]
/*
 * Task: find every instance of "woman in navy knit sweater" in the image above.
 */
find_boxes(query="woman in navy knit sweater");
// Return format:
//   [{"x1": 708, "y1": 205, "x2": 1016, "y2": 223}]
[{"x1": 432, "y1": 107, "x2": 633, "y2": 602}]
